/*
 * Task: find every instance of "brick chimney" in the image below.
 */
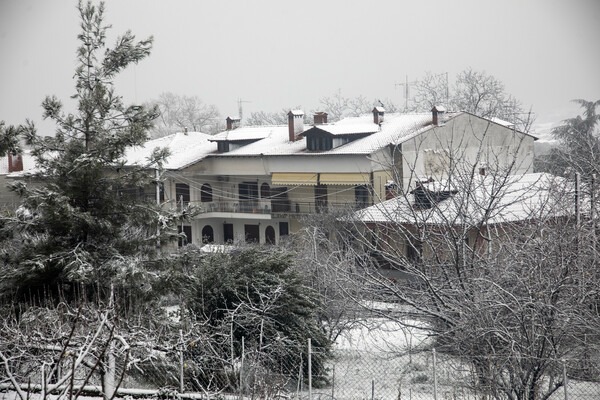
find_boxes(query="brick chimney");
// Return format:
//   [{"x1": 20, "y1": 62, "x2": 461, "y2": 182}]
[
  {"x1": 288, "y1": 110, "x2": 304, "y2": 142},
  {"x1": 373, "y1": 107, "x2": 385, "y2": 124},
  {"x1": 432, "y1": 105, "x2": 446, "y2": 126},
  {"x1": 8, "y1": 154, "x2": 23, "y2": 173},
  {"x1": 226, "y1": 116, "x2": 241, "y2": 131},
  {"x1": 313, "y1": 112, "x2": 328, "y2": 125}
]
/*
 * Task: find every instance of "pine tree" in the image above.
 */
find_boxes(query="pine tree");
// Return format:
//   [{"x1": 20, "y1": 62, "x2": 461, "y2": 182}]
[{"x1": 0, "y1": 0, "x2": 180, "y2": 300}]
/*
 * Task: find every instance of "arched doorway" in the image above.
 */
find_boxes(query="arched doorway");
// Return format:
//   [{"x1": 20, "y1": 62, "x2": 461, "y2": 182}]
[
  {"x1": 202, "y1": 225, "x2": 214, "y2": 244},
  {"x1": 265, "y1": 226, "x2": 276, "y2": 245}
]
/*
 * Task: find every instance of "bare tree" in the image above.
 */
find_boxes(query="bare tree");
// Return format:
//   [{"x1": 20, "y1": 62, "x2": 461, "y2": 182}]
[
  {"x1": 315, "y1": 90, "x2": 399, "y2": 122},
  {"x1": 409, "y1": 68, "x2": 534, "y2": 131},
  {"x1": 246, "y1": 108, "x2": 298, "y2": 126},
  {"x1": 147, "y1": 92, "x2": 221, "y2": 137},
  {"x1": 316, "y1": 121, "x2": 600, "y2": 399}
]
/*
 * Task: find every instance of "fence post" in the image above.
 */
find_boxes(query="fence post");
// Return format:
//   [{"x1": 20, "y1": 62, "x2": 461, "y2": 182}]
[
  {"x1": 432, "y1": 348, "x2": 438, "y2": 400},
  {"x1": 179, "y1": 329, "x2": 184, "y2": 394},
  {"x1": 331, "y1": 364, "x2": 335, "y2": 400},
  {"x1": 308, "y1": 338, "x2": 312, "y2": 400},
  {"x1": 371, "y1": 379, "x2": 375, "y2": 400},
  {"x1": 563, "y1": 360, "x2": 568, "y2": 400},
  {"x1": 239, "y1": 336, "x2": 245, "y2": 398}
]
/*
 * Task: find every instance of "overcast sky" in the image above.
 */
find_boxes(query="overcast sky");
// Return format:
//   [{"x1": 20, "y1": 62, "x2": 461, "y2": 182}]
[{"x1": 1, "y1": 0, "x2": 599, "y2": 137}]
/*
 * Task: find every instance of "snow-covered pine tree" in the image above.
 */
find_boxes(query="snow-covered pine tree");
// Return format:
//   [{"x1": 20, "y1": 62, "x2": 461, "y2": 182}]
[{"x1": 0, "y1": 0, "x2": 180, "y2": 301}]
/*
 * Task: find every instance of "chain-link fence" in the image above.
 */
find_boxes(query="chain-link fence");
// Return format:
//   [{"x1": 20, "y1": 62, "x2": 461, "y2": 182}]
[{"x1": 3, "y1": 336, "x2": 600, "y2": 399}]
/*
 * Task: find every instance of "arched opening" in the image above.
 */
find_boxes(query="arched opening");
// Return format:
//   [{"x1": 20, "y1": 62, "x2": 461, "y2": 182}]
[
  {"x1": 265, "y1": 226, "x2": 276, "y2": 245},
  {"x1": 202, "y1": 225, "x2": 214, "y2": 244},
  {"x1": 201, "y1": 184, "x2": 212, "y2": 202},
  {"x1": 261, "y1": 183, "x2": 271, "y2": 199}
]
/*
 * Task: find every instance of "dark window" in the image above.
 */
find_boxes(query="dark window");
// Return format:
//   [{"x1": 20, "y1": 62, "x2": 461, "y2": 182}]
[
  {"x1": 175, "y1": 183, "x2": 190, "y2": 205},
  {"x1": 244, "y1": 224, "x2": 260, "y2": 243},
  {"x1": 271, "y1": 187, "x2": 290, "y2": 212},
  {"x1": 279, "y1": 222, "x2": 289, "y2": 236},
  {"x1": 201, "y1": 225, "x2": 214, "y2": 243},
  {"x1": 265, "y1": 226, "x2": 276, "y2": 244},
  {"x1": 218, "y1": 142, "x2": 229, "y2": 152},
  {"x1": 406, "y1": 238, "x2": 422, "y2": 262},
  {"x1": 223, "y1": 223, "x2": 234, "y2": 243},
  {"x1": 307, "y1": 135, "x2": 333, "y2": 151},
  {"x1": 355, "y1": 185, "x2": 369, "y2": 208},
  {"x1": 201, "y1": 184, "x2": 212, "y2": 202},
  {"x1": 239, "y1": 182, "x2": 259, "y2": 213},
  {"x1": 260, "y1": 183, "x2": 271, "y2": 199},
  {"x1": 178, "y1": 225, "x2": 192, "y2": 247},
  {"x1": 314, "y1": 184, "x2": 328, "y2": 212}
]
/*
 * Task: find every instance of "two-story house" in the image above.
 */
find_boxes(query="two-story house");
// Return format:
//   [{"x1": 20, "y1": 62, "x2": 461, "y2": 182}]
[{"x1": 124, "y1": 107, "x2": 536, "y2": 247}]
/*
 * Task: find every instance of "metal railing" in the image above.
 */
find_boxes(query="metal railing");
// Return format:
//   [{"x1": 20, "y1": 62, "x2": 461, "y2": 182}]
[{"x1": 193, "y1": 200, "x2": 368, "y2": 216}]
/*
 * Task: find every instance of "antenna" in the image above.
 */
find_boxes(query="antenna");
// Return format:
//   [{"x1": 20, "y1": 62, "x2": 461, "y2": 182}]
[
  {"x1": 395, "y1": 72, "x2": 449, "y2": 111},
  {"x1": 395, "y1": 75, "x2": 418, "y2": 112},
  {"x1": 238, "y1": 98, "x2": 251, "y2": 125}
]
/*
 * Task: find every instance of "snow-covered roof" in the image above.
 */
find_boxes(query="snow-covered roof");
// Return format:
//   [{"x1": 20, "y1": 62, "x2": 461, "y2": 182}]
[
  {"x1": 304, "y1": 116, "x2": 380, "y2": 136},
  {"x1": 489, "y1": 117, "x2": 515, "y2": 128},
  {"x1": 123, "y1": 131, "x2": 217, "y2": 170},
  {"x1": 355, "y1": 173, "x2": 571, "y2": 226},
  {"x1": 212, "y1": 112, "x2": 459, "y2": 157},
  {"x1": 210, "y1": 125, "x2": 287, "y2": 142}
]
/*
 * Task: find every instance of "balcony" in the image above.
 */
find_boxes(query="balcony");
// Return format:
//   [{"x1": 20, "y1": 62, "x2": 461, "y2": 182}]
[{"x1": 192, "y1": 199, "x2": 367, "y2": 217}]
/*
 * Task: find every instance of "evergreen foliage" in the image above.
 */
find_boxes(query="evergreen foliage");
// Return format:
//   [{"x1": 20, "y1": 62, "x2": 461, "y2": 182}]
[
  {"x1": 0, "y1": 0, "x2": 182, "y2": 301},
  {"x1": 176, "y1": 247, "x2": 332, "y2": 388},
  {"x1": 546, "y1": 99, "x2": 600, "y2": 177}
]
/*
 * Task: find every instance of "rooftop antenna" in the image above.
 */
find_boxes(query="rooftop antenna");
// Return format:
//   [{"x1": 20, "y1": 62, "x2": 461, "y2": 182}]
[
  {"x1": 238, "y1": 98, "x2": 251, "y2": 126},
  {"x1": 395, "y1": 72, "x2": 449, "y2": 111},
  {"x1": 395, "y1": 76, "x2": 418, "y2": 112}
]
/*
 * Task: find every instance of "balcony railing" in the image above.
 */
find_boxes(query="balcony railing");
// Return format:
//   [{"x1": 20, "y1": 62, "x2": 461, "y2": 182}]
[{"x1": 191, "y1": 199, "x2": 368, "y2": 216}]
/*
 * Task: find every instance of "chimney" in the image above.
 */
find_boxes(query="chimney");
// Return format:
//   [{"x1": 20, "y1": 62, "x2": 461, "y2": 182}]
[
  {"x1": 8, "y1": 153, "x2": 23, "y2": 173},
  {"x1": 288, "y1": 110, "x2": 304, "y2": 142},
  {"x1": 479, "y1": 163, "x2": 487, "y2": 176},
  {"x1": 373, "y1": 107, "x2": 385, "y2": 125},
  {"x1": 313, "y1": 112, "x2": 328, "y2": 125},
  {"x1": 226, "y1": 116, "x2": 241, "y2": 131},
  {"x1": 432, "y1": 105, "x2": 446, "y2": 126}
]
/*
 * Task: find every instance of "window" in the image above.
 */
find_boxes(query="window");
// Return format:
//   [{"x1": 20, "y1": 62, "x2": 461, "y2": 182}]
[
  {"x1": 307, "y1": 135, "x2": 332, "y2": 151},
  {"x1": 355, "y1": 185, "x2": 369, "y2": 208},
  {"x1": 314, "y1": 184, "x2": 328, "y2": 212},
  {"x1": 201, "y1": 225, "x2": 214, "y2": 243},
  {"x1": 223, "y1": 223, "x2": 234, "y2": 243},
  {"x1": 244, "y1": 224, "x2": 260, "y2": 243},
  {"x1": 271, "y1": 187, "x2": 290, "y2": 212},
  {"x1": 175, "y1": 183, "x2": 190, "y2": 205},
  {"x1": 265, "y1": 226, "x2": 276, "y2": 244},
  {"x1": 201, "y1": 184, "x2": 212, "y2": 202},
  {"x1": 279, "y1": 222, "x2": 289, "y2": 236},
  {"x1": 239, "y1": 182, "x2": 259, "y2": 213},
  {"x1": 218, "y1": 142, "x2": 229, "y2": 152},
  {"x1": 406, "y1": 238, "x2": 422, "y2": 262},
  {"x1": 178, "y1": 225, "x2": 192, "y2": 247},
  {"x1": 260, "y1": 183, "x2": 271, "y2": 199}
]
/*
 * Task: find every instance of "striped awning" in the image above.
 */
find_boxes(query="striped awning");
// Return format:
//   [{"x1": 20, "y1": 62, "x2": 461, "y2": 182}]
[
  {"x1": 271, "y1": 173, "x2": 318, "y2": 186},
  {"x1": 319, "y1": 173, "x2": 371, "y2": 185}
]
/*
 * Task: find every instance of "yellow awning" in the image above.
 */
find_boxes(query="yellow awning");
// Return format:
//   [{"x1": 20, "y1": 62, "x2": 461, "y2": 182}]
[
  {"x1": 319, "y1": 173, "x2": 371, "y2": 185},
  {"x1": 272, "y1": 173, "x2": 318, "y2": 186}
]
